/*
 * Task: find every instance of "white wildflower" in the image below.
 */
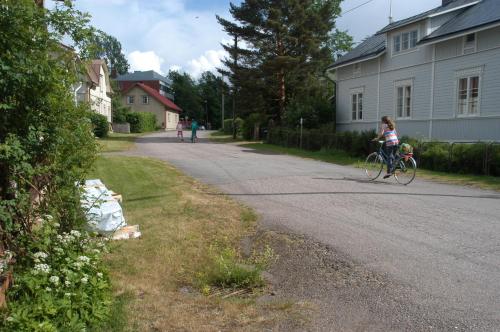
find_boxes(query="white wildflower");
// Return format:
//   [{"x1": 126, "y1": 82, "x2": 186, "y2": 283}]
[
  {"x1": 56, "y1": 234, "x2": 63, "y2": 241},
  {"x1": 65, "y1": 280, "x2": 71, "y2": 287},
  {"x1": 70, "y1": 230, "x2": 81, "y2": 238},
  {"x1": 73, "y1": 262, "x2": 83, "y2": 270},
  {"x1": 33, "y1": 252, "x2": 48, "y2": 260},
  {"x1": 33, "y1": 263, "x2": 51, "y2": 274},
  {"x1": 49, "y1": 276, "x2": 59, "y2": 285},
  {"x1": 45, "y1": 287, "x2": 52, "y2": 292},
  {"x1": 80, "y1": 277, "x2": 88, "y2": 284},
  {"x1": 78, "y1": 256, "x2": 90, "y2": 263},
  {"x1": 54, "y1": 247, "x2": 63, "y2": 253},
  {"x1": 43, "y1": 214, "x2": 53, "y2": 221},
  {"x1": 97, "y1": 272, "x2": 103, "y2": 278},
  {"x1": 6, "y1": 317, "x2": 14, "y2": 322},
  {"x1": 64, "y1": 292, "x2": 71, "y2": 297},
  {"x1": 53, "y1": 222, "x2": 60, "y2": 228},
  {"x1": 4, "y1": 250, "x2": 13, "y2": 261}
]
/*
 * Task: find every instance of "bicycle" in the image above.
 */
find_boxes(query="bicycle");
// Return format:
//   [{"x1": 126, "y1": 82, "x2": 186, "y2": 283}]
[{"x1": 364, "y1": 141, "x2": 417, "y2": 185}]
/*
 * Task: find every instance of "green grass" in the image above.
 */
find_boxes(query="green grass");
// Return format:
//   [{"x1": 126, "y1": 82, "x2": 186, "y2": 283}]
[
  {"x1": 241, "y1": 142, "x2": 500, "y2": 191},
  {"x1": 88, "y1": 156, "x2": 283, "y2": 331},
  {"x1": 98, "y1": 132, "x2": 145, "y2": 153},
  {"x1": 209, "y1": 131, "x2": 244, "y2": 143}
]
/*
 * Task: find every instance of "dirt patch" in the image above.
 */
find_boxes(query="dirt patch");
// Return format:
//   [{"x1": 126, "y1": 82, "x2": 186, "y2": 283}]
[{"x1": 248, "y1": 230, "x2": 463, "y2": 332}]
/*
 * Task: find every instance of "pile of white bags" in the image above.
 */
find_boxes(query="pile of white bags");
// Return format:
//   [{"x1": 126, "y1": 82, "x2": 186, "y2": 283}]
[{"x1": 80, "y1": 179, "x2": 126, "y2": 234}]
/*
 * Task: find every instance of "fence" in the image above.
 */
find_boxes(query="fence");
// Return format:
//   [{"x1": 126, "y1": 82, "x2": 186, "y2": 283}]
[{"x1": 266, "y1": 128, "x2": 500, "y2": 176}]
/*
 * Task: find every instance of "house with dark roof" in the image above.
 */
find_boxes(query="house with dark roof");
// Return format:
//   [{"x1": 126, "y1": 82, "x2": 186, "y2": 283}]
[
  {"x1": 116, "y1": 70, "x2": 174, "y2": 100},
  {"x1": 121, "y1": 83, "x2": 182, "y2": 130},
  {"x1": 77, "y1": 60, "x2": 113, "y2": 123},
  {"x1": 326, "y1": 0, "x2": 500, "y2": 141}
]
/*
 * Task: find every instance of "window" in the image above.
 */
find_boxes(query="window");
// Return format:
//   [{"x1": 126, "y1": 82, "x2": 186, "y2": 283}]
[
  {"x1": 142, "y1": 95, "x2": 149, "y2": 104},
  {"x1": 457, "y1": 76, "x2": 480, "y2": 116},
  {"x1": 393, "y1": 35, "x2": 401, "y2": 53},
  {"x1": 351, "y1": 93, "x2": 363, "y2": 121},
  {"x1": 393, "y1": 30, "x2": 418, "y2": 54},
  {"x1": 395, "y1": 81, "x2": 412, "y2": 118},
  {"x1": 99, "y1": 75, "x2": 104, "y2": 92},
  {"x1": 353, "y1": 63, "x2": 361, "y2": 76},
  {"x1": 463, "y1": 33, "x2": 476, "y2": 54},
  {"x1": 127, "y1": 96, "x2": 134, "y2": 104}
]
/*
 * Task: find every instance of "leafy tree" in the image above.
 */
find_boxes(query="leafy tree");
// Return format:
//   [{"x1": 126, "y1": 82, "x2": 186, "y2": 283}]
[
  {"x1": 89, "y1": 30, "x2": 129, "y2": 76},
  {"x1": 168, "y1": 70, "x2": 203, "y2": 122},
  {"x1": 0, "y1": 0, "x2": 98, "y2": 251},
  {"x1": 198, "y1": 71, "x2": 229, "y2": 129}
]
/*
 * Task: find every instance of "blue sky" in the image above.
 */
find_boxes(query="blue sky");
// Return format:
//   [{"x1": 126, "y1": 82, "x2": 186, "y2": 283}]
[{"x1": 59, "y1": 0, "x2": 443, "y2": 78}]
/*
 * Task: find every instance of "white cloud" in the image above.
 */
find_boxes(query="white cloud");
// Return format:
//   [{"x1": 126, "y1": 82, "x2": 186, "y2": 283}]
[
  {"x1": 169, "y1": 65, "x2": 183, "y2": 72},
  {"x1": 127, "y1": 51, "x2": 164, "y2": 74},
  {"x1": 187, "y1": 49, "x2": 226, "y2": 78}
]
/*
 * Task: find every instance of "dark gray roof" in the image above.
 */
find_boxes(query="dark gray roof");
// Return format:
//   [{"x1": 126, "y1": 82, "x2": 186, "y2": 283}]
[
  {"x1": 327, "y1": 34, "x2": 386, "y2": 69},
  {"x1": 377, "y1": 0, "x2": 479, "y2": 34},
  {"x1": 116, "y1": 70, "x2": 172, "y2": 84},
  {"x1": 420, "y1": 0, "x2": 500, "y2": 44}
]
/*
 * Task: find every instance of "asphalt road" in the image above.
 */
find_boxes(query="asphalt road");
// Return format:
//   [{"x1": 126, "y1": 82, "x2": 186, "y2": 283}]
[{"x1": 129, "y1": 131, "x2": 500, "y2": 331}]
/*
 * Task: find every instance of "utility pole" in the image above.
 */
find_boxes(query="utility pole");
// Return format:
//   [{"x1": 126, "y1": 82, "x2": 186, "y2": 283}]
[
  {"x1": 221, "y1": 82, "x2": 225, "y2": 130},
  {"x1": 232, "y1": 35, "x2": 238, "y2": 140}
]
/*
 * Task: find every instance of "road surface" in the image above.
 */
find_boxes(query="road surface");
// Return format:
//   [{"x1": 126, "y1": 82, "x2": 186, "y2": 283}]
[{"x1": 127, "y1": 131, "x2": 500, "y2": 331}]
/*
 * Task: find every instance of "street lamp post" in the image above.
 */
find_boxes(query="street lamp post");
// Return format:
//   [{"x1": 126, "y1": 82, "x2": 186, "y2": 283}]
[{"x1": 204, "y1": 99, "x2": 208, "y2": 129}]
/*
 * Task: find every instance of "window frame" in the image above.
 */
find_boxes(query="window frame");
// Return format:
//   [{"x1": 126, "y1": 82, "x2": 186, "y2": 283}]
[
  {"x1": 463, "y1": 33, "x2": 477, "y2": 55},
  {"x1": 350, "y1": 87, "x2": 364, "y2": 122},
  {"x1": 126, "y1": 95, "x2": 134, "y2": 104},
  {"x1": 392, "y1": 29, "x2": 419, "y2": 56},
  {"x1": 394, "y1": 79, "x2": 413, "y2": 119},
  {"x1": 142, "y1": 95, "x2": 149, "y2": 105},
  {"x1": 455, "y1": 67, "x2": 483, "y2": 117}
]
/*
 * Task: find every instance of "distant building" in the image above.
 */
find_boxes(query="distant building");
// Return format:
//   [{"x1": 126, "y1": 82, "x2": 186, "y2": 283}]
[
  {"x1": 121, "y1": 83, "x2": 182, "y2": 130},
  {"x1": 115, "y1": 70, "x2": 174, "y2": 100},
  {"x1": 77, "y1": 60, "x2": 113, "y2": 123},
  {"x1": 326, "y1": 0, "x2": 500, "y2": 141}
]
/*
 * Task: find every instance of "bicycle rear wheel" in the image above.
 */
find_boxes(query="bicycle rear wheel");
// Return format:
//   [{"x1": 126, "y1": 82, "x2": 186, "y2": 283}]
[
  {"x1": 364, "y1": 152, "x2": 384, "y2": 180},
  {"x1": 394, "y1": 156, "x2": 417, "y2": 185}
]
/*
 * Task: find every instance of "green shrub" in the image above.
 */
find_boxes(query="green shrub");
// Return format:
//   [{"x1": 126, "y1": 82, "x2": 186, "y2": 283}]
[
  {"x1": 0, "y1": 217, "x2": 112, "y2": 331},
  {"x1": 419, "y1": 142, "x2": 450, "y2": 172},
  {"x1": 490, "y1": 145, "x2": 500, "y2": 176},
  {"x1": 223, "y1": 118, "x2": 243, "y2": 135},
  {"x1": 89, "y1": 112, "x2": 109, "y2": 138},
  {"x1": 242, "y1": 113, "x2": 267, "y2": 140},
  {"x1": 126, "y1": 112, "x2": 156, "y2": 133}
]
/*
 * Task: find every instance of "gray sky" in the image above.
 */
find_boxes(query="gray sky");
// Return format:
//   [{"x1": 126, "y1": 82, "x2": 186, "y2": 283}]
[{"x1": 57, "y1": 0, "x2": 444, "y2": 77}]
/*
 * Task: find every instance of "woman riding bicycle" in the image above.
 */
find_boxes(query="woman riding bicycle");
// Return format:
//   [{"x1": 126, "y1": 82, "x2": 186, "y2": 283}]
[{"x1": 373, "y1": 116, "x2": 399, "y2": 179}]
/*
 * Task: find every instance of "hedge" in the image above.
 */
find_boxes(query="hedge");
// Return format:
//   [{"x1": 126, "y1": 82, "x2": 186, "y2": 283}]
[
  {"x1": 223, "y1": 117, "x2": 244, "y2": 135},
  {"x1": 89, "y1": 112, "x2": 109, "y2": 138},
  {"x1": 267, "y1": 127, "x2": 500, "y2": 177},
  {"x1": 126, "y1": 112, "x2": 156, "y2": 133}
]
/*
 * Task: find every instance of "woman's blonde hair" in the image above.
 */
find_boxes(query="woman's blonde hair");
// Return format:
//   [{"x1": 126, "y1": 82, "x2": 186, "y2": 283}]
[{"x1": 381, "y1": 116, "x2": 395, "y2": 130}]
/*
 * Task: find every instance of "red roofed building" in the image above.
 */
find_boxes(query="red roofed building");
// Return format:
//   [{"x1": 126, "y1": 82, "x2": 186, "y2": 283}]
[{"x1": 122, "y1": 83, "x2": 182, "y2": 130}]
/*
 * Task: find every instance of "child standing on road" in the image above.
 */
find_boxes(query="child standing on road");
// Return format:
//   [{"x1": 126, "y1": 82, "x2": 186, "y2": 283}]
[
  {"x1": 176, "y1": 121, "x2": 184, "y2": 141},
  {"x1": 374, "y1": 116, "x2": 399, "y2": 179},
  {"x1": 191, "y1": 119, "x2": 198, "y2": 143}
]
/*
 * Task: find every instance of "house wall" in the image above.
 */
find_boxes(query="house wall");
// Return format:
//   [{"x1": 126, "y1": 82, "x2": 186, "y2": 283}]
[
  {"x1": 77, "y1": 65, "x2": 112, "y2": 123},
  {"x1": 335, "y1": 25, "x2": 500, "y2": 141},
  {"x1": 166, "y1": 111, "x2": 179, "y2": 130},
  {"x1": 123, "y1": 86, "x2": 166, "y2": 129}
]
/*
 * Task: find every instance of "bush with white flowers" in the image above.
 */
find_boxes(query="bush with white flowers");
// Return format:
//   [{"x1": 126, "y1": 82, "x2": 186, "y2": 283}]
[{"x1": 1, "y1": 220, "x2": 112, "y2": 332}]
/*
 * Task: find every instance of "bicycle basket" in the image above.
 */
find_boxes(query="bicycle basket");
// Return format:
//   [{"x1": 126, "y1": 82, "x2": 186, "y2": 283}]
[{"x1": 399, "y1": 143, "x2": 413, "y2": 155}]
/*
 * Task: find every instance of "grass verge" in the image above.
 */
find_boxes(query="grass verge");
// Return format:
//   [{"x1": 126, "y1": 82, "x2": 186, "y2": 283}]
[
  {"x1": 241, "y1": 142, "x2": 500, "y2": 192},
  {"x1": 89, "y1": 156, "x2": 288, "y2": 331},
  {"x1": 98, "y1": 133, "x2": 145, "y2": 153},
  {"x1": 209, "y1": 131, "x2": 244, "y2": 143}
]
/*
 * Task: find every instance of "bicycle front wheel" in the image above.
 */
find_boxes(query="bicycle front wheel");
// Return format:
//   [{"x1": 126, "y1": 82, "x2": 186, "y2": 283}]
[
  {"x1": 364, "y1": 152, "x2": 384, "y2": 180},
  {"x1": 394, "y1": 156, "x2": 417, "y2": 185}
]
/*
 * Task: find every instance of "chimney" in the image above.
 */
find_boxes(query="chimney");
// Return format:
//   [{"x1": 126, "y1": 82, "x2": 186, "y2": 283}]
[{"x1": 442, "y1": 0, "x2": 455, "y2": 6}]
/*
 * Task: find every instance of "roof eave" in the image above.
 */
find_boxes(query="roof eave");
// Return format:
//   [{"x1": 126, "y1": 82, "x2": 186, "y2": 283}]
[
  {"x1": 418, "y1": 19, "x2": 500, "y2": 46},
  {"x1": 326, "y1": 50, "x2": 386, "y2": 71}
]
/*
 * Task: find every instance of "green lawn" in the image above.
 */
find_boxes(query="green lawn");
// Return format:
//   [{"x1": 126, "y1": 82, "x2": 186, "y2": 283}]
[
  {"x1": 97, "y1": 132, "x2": 145, "y2": 153},
  {"x1": 241, "y1": 142, "x2": 500, "y2": 191},
  {"x1": 89, "y1": 156, "x2": 287, "y2": 331}
]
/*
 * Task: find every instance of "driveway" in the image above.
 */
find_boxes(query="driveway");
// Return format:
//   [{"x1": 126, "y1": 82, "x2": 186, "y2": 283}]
[{"x1": 128, "y1": 131, "x2": 500, "y2": 331}]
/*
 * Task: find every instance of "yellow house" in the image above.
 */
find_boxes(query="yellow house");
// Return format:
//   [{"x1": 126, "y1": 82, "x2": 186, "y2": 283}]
[{"x1": 121, "y1": 83, "x2": 182, "y2": 130}]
